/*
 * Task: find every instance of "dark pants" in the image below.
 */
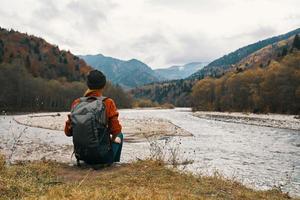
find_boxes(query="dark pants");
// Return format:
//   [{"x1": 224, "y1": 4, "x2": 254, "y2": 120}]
[{"x1": 112, "y1": 133, "x2": 123, "y2": 162}]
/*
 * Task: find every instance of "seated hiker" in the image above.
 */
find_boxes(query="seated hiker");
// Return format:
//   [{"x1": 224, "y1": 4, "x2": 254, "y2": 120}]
[{"x1": 64, "y1": 70, "x2": 123, "y2": 165}]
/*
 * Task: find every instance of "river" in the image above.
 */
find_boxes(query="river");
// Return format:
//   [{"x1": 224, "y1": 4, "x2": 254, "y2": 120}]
[{"x1": 0, "y1": 108, "x2": 299, "y2": 196}]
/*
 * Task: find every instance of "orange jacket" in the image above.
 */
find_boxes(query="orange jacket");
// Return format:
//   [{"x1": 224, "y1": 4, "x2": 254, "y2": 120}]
[{"x1": 64, "y1": 90, "x2": 122, "y2": 137}]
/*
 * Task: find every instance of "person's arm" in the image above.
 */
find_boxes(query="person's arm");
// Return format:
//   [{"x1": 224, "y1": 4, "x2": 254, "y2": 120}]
[
  {"x1": 64, "y1": 114, "x2": 72, "y2": 137},
  {"x1": 64, "y1": 99, "x2": 80, "y2": 137},
  {"x1": 104, "y1": 98, "x2": 122, "y2": 141}
]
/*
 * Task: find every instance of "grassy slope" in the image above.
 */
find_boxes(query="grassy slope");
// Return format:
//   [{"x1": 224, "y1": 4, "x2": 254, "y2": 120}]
[{"x1": 0, "y1": 155, "x2": 298, "y2": 200}]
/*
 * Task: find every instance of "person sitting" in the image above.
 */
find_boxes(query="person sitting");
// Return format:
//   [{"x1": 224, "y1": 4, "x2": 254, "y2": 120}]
[{"x1": 64, "y1": 70, "x2": 123, "y2": 166}]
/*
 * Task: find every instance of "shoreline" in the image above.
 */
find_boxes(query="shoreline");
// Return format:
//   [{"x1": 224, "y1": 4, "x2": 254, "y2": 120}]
[{"x1": 192, "y1": 111, "x2": 300, "y2": 131}]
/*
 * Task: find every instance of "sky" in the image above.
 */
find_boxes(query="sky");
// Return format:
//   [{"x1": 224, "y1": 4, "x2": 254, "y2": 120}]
[{"x1": 0, "y1": 0, "x2": 299, "y2": 69}]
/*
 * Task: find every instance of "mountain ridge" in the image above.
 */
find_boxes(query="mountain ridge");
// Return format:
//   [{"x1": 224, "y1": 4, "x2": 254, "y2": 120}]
[{"x1": 189, "y1": 27, "x2": 300, "y2": 79}]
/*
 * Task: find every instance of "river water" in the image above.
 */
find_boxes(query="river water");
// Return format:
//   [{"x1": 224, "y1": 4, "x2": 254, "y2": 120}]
[{"x1": 0, "y1": 108, "x2": 299, "y2": 196}]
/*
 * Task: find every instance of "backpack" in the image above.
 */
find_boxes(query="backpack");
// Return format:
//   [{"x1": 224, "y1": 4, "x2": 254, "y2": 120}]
[{"x1": 70, "y1": 96, "x2": 113, "y2": 165}]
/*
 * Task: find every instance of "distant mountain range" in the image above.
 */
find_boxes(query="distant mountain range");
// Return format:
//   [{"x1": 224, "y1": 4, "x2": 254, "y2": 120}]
[
  {"x1": 79, "y1": 54, "x2": 206, "y2": 88},
  {"x1": 79, "y1": 54, "x2": 165, "y2": 88},
  {"x1": 154, "y1": 62, "x2": 208, "y2": 80},
  {"x1": 189, "y1": 27, "x2": 300, "y2": 79}
]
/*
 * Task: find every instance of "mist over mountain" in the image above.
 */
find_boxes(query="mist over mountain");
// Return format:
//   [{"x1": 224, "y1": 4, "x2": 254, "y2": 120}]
[{"x1": 155, "y1": 62, "x2": 208, "y2": 80}]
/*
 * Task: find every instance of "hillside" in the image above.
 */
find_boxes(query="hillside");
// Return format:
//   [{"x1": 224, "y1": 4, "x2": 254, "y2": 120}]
[
  {"x1": 79, "y1": 54, "x2": 164, "y2": 88},
  {"x1": 191, "y1": 35, "x2": 300, "y2": 114},
  {"x1": 0, "y1": 28, "x2": 132, "y2": 111},
  {"x1": 155, "y1": 62, "x2": 207, "y2": 80},
  {"x1": 0, "y1": 27, "x2": 91, "y2": 81},
  {"x1": 236, "y1": 35, "x2": 296, "y2": 69},
  {"x1": 189, "y1": 27, "x2": 300, "y2": 79}
]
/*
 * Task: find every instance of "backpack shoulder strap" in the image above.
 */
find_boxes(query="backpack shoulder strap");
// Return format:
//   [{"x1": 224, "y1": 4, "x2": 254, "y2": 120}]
[
  {"x1": 97, "y1": 96, "x2": 108, "y2": 102},
  {"x1": 79, "y1": 97, "x2": 88, "y2": 102},
  {"x1": 96, "y1": 96, "x2": 108, "y2": 125}
]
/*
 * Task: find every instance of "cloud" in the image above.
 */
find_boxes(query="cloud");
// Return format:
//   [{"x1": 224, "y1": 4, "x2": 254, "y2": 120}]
[
  {"x1": 161, "y1": 33, "x2": 224, "y2": 67},
  {"x1": 0, "y1": 0, "x2": 299, "y2": 68},
  {"x1": 34, "y1": 0, "x2": 60, "y2": 20},
  {"x1": 222, "y1": 26, "x2": 277, "y2": 45},
  {"x1": 66, "y1": 0, "x2": 117, "y2": 32}
]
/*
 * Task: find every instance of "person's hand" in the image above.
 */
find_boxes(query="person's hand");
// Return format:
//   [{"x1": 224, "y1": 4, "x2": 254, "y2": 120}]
[{"x1": 113, "y1": 137, "x2": 121, "y2": 144}]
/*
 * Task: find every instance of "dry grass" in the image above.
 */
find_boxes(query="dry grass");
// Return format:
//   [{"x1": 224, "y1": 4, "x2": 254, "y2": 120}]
[
  {"x1": 132, "y1": 99, "x2": 175, "y2": 109},
  {"x1": 0, "y1": 154, "x2": 298, "y2": 200}
]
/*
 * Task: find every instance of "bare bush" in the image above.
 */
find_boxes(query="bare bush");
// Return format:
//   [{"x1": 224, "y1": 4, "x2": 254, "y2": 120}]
[{"x1": 145, "y1": 135, "x2": 194, "y2": 168}]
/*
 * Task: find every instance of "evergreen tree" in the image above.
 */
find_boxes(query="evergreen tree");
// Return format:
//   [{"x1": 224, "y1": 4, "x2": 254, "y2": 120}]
[
  {"x1": 0, "y1": 39, "x2": 4, "y2": 62},
  {"x1": 293, "y1": 34, "x2": 300, "y2": 50},
  {"x1": 281, "y1": 47, "x2": 288, "y2": 57}
]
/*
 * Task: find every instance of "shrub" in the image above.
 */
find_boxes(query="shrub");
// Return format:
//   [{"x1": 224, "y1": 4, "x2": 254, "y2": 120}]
[{"x1": 133, "y1": 99, "x2": 159, "y2": 108}]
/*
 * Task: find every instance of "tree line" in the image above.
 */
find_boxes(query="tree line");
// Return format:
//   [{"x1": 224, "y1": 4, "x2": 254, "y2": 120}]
[{"x1": 0, "y1": 63, "x2": 133, "y2": 113}]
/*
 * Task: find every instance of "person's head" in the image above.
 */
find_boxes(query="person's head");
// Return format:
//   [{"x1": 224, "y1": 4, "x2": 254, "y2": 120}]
[{"x1": 87, "y1": 70, "x2": 106, "y2": 90}]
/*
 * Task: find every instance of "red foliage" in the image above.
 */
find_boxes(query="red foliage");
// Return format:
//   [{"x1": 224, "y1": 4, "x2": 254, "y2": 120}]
[{"x1": 0, "y1": 27, "x2": 92, "y2": 81}]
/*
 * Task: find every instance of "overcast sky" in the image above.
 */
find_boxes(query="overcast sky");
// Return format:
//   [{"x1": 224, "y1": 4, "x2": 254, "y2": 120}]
[{"x1": 0, "y1": 0, "x2": 299, "y2": 68}]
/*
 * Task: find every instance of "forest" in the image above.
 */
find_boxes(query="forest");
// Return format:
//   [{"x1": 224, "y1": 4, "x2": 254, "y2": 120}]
[
  {"x1": 131, "y1": 79, "x2": 196, "y2": 107},
  {"x1": 0, "y1": 63, "x2": 133, "y2": 112},
  {"x1": 192, "y1": 50, "x2": 300, "y2": 114}
]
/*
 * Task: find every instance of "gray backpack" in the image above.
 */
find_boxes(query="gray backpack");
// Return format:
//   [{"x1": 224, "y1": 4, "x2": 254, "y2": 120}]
[{"x1": 70, "y1": 96, "x2": 113, "y2": 165}]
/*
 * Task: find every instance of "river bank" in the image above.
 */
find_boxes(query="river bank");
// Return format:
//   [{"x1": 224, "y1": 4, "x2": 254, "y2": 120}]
[
  {"x1": 0, "y1": 108, "x2": 299, "y2": 196},
  {"x1": 193, "y1": 111, "x2": 300, "y2": 131}
]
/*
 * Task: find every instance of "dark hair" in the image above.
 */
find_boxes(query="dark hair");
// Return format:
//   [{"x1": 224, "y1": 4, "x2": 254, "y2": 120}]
[{"x1": 87, "y1": 70, "x2": 106, "y2": 89}]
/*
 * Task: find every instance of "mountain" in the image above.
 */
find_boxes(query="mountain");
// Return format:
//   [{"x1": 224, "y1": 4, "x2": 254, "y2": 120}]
[
  {"x1": 155, "y1": 62, "x2": 208, "y2": 80},
  {"x1": 189, "y1": 27, "x2": 300, "y2": 79},
  {"x1": 79, "y1": 54, "x2": 164, "y2": 88}
]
